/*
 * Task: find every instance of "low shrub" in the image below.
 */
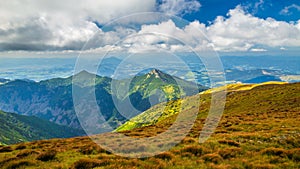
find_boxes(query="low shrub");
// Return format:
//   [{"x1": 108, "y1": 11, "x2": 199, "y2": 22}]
[
  {"x1": 247, "y1": 163, "x2": 275, "y2": 169},
  {"x1": 36, "y1": 150, "x2": 57, "y2": 161},
  {"x1": 78, "y1": 145, "x2": 108, "y2": 155},
  {"x1": 15, "y1": 144, "x2": 26, "y2": 150},
  {"x1": 6, "y1": 160, "x2": 35, "y2": 169},
  {"x1": 71, "y1": 159, "x2": 110, "y2": 169},
  {"x1": 202, "y1": 153, "x2": 223, "y2": 164},
  {"x1": 261, "y1": 148, "x2": 287, "y2": 157},
  {"x1": 218, "y1": 140, "x2": 240, "y2": 147},
  {"x1": 0, "y1": 157, "x2": 17, "y2": 168},
  {"x1": 16, "y1": 150, "x2": 39, "y2": 158},
  {"x1": 181, "y1": 137, "x2": 196, "y2": 144},
  {"x1": 218, "y1": 148, "x2": 242, "y2": 159},
  {"x1": 155, "y1": 152, "x2": 174, "y2": 160},
  {"x1": 0, "y1": 146, "x2": 13, "y2": 153},
  {"x1": 287, "y1": 148, "x2": 300, "y2": 161},
  {"x1": 181, "y1": 145, "x2": 204, "y2": 156}
]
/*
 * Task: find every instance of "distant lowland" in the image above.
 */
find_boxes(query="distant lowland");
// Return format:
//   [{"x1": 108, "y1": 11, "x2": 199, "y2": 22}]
[{"x1": 0, "y1": 56, "x2": 299, "y2": 84}]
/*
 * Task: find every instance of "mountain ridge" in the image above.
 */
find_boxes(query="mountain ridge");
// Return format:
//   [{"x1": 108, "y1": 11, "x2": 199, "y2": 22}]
[{"x1": 0, "y1": 69, "x2": 205, "y2": 130}]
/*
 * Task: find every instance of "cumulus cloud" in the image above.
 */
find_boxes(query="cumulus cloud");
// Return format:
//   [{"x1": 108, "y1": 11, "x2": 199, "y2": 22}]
[
  {"x1": 0, "y1": 16, "x2": 99, "y2": 51},
  {"x1": 0, "y1": 0, "x2": 156, "y2": 51},
  {"x1": 109, "y1": 6, "x2": 300, "y2": 53},
  {"x1": 96, "y1": 19, "x2": 210, "y2": 53},
  {"x1": 158, "y1": 0, "x2": 201, "y2": 16},
  {"x1": 207, "y1": 6, "x2": 300, "y2": 52},
  {"x1": 0, "y1": 0, "x2": 157, "y2": 24}
]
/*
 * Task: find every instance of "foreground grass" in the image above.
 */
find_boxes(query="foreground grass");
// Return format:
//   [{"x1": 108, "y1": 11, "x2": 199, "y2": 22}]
[{"x1": 0, "y1": 82, "x2": 299, "y2": 169}]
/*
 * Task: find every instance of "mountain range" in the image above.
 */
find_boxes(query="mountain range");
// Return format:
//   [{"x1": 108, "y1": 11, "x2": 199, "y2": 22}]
[{"x1": 0, "y1": 69, "x2": 206, "y2": 131}]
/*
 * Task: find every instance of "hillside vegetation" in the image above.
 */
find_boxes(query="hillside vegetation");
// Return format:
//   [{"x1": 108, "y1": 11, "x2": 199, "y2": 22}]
[
  {"x1": 0, "y1": 82, "x2": 299, "y2": 169},
  {"x1": 116, "y1": 81, "x2": 289, "y2": 131},
  {"x1": 0, "y1": 110, "x2": 85, "y2": 145}
]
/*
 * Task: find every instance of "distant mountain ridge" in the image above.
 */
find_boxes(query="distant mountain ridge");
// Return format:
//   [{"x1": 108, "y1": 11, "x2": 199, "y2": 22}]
[{"x1": 0, "y1": 69, "x2": 206, "y2": 130}]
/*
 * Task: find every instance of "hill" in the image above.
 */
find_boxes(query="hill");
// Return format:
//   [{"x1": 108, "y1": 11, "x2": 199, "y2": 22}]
[
  {"x1": 0, "y1": 82, "x2": 299, "y2": 168},
  {"x1": 0, "y1": 69, "x2": 205, "y2": 130},
  {"x1": 0, "y1": 110, "x2": 85, "y2": 145},
  {"x1": 116, "y1": 81, "x2": 288, "y2": 131}
]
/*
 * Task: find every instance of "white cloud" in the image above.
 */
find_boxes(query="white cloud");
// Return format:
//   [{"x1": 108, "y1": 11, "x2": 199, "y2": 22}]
[
  {"x1": 158, "y1": 0, "x2": 201, "y2": 16},
  {"x1": 0, "y1": 0, "x2": 157, "y2": 24},
  {"x1": 118, "y1": 6, "x2": 300, "y2": 53},
  {"x1": 0, "y1": 2, "x2": 300, "y2": 54},
  {"x1": 250, "y1": 0, "x2": 265, "y2": 14},
  {"x1": 79, "y1": 6, "x2": 300, "y2": 54},
  {"x1": 207, "y1": 6, "x2": 300, "y2": 52},
  {"x1": 117, "y1": 19, "x2": 211, "y2": 53},
  {"x1": 250, "y1": 48, "x2": 267, "y2": 52},
  {"x1": 280, "y1": 47, "x2": 286, "y2": 51},
  {"x1": 0, "y1": 0, "x2": 157, "y2": 51},
  {"x1": 280, "y1": 4, "x2": 300, "y2": 15}
]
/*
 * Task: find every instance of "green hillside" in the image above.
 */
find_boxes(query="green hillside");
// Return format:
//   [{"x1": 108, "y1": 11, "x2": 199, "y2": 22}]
[
  {"x1": 116, "y1": 81, "x2": 290, "y2": 132},
  {"x1": 126, "y1": 69, "x2": 206, "y2": 100},
  {"x1": 0, "y1": 82, "x2": 299, "y2": 168},
  {"x1": 0, "y1": 110, "x2": 85, "y2": 145}
]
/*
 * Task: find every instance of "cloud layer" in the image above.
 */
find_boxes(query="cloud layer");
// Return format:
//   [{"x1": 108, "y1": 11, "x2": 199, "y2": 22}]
[
  {"x1": 0, "y1": 1, "x2": 299, "y2": 53},
  {"x1": 87, "y1": 6, "x2": 300, "y2": 53}
]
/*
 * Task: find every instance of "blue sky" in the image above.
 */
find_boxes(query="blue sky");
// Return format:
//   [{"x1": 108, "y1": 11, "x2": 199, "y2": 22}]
[
  {"x1": 0, "y1": 0, "x2": 299, "y2": 56},
  {"x1": 183, "y1": 0, "x2": 300, "y2": 23}
]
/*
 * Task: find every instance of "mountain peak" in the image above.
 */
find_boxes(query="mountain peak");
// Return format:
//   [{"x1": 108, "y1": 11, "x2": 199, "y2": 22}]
[
  {"x1": 74, "y1": 70, "x2": 98, "y2": 79},
  {"x1": 76, "y1": 70, "x2": 92, "y2": 75},
  {"x1": 148, "y1": 69, "x2": 162, "y2": 78}
]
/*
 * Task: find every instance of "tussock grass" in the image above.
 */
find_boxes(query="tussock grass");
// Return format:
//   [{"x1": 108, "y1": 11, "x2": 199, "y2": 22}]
[
  {"x1": 218, "y1": 147, "x2": 242, "y2": 159},
  {"x1": 36, "y1": 150, "x2": 57, "y2": 161},
  {"x1": 180, "y1": 145, "x2": 205, "y2": 156},
  {"x1": 218, "y1": 140, "x2": 240, "y2": 147},
  {"x1": 202, "y1": 153, "x2": 223, "y2": 164},
  {"x1": 154, "y1": 152, "x2": 174, "y2": 160},
  {"x1": 5, "y1": 160, "x2": 35, "y2": 169},
  {"x1": 71, "y1": 159, "x2": 110, "y2": 169},
  {"x1": 16, "y1": 150, "x2": 39, "y2": 158},
  {"x1": 0, "y1": 146, "x2": 13, "y2": 153}
]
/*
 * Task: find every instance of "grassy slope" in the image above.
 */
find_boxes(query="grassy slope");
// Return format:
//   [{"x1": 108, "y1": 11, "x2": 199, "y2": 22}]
[
  {"x1": 0, "y1": 111, "x2": 85, "y2": 145},
  {"x1": 116, "y1": 81, "x2": 289, "y2": 132},
  {"x1": 0, "y1": 82, "x2": 299, "y2": 169}
]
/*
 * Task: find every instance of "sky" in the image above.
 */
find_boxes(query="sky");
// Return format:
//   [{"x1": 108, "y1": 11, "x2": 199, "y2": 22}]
[{"x1": 0, "y1": 0, "x2": 299, "y2": 57}]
